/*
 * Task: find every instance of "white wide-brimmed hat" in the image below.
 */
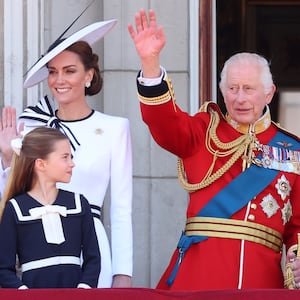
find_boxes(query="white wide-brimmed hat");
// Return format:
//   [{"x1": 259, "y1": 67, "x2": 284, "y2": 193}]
[{"x1": 24, "y1": 19, "x2": 117, "y2": 88}]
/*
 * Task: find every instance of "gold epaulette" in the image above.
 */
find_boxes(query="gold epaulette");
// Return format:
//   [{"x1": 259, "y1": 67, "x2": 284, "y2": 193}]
[
  {"x1": 199, "y1": 101, "x2": 227, "y2": 120},
  {"x1": 199, "y1": 101, "x2": 213, "y2": 112}
]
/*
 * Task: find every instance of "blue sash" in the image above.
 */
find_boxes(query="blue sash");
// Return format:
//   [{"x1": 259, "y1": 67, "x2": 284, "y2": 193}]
[{"x1": 167, "y1": 131, "x2": 300, "y2": 286}]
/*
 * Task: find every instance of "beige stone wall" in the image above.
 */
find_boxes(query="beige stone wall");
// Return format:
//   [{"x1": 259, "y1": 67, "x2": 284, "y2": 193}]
[{"x1": 279, "y1": 90, "x2": 300, "y2": 137}]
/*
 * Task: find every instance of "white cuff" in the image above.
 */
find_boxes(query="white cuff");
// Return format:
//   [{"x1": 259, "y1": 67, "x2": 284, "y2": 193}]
[
  {"x1": 18, "y1": 285, "x2": 29, "y2": 289},
  {"x1": 138, "y1": 66, "x2": 166, "y2": 86},
  {"x1": 77, "y1": 283, "x2": 91, "y2": 289}
]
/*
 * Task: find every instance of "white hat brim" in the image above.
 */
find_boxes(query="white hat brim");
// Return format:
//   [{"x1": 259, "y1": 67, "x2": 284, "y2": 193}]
[{"x1": 24, "y1": 19, "x2": 117, "y2": 88}]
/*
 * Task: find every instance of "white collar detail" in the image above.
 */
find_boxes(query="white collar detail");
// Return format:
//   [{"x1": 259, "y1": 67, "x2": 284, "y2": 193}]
[{"x1": 9, "y1": 193, "x2": 82, "y2": 244}]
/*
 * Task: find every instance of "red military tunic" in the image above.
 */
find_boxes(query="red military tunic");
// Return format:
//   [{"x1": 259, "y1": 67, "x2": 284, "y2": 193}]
[{"x1": 137, "y1": 73, "x2": 300, "y2": 290}]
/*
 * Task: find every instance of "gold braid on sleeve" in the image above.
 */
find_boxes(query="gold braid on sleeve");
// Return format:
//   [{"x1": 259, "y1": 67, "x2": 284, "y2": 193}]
[
  {"x1": 137, "y1": 91, "x2": 171, "y2": 105},
  {"x1": 137, "y1": 76, "x2": 177, "y2": 111},
  {"x1": 177, "y1": 108, "x2": 256, "y2": 192}
]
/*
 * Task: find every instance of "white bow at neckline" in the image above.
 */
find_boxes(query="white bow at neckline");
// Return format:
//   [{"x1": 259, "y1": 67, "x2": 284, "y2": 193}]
[
  {"x1": 29, "y1": 205, "x2": 67, "y2": 244},
  {"x1": 29, "y1": 205, "x2": 67, "y2": 218}
]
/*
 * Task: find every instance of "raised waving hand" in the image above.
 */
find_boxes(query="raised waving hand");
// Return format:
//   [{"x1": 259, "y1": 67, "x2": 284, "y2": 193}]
[{"x1": 128, "y1": 9, "x2": 165, "y2": 78}]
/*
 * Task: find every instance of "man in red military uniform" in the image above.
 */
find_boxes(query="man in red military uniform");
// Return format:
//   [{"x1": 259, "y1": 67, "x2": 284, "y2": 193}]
[{"x1": 128, "y1": 9, "x2": 300, "y2": 290}]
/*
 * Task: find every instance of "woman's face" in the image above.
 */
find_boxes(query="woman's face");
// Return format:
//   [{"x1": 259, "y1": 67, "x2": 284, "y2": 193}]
[{"x1": 47, "y1": 50, "x2": 93, "y2": 105}]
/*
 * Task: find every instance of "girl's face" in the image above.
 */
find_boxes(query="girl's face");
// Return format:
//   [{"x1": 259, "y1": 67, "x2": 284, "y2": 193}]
[
  {"x1": 47, "y1": 50, "x2": 93, "y2": 105},
  {"x1": 41, "y1": 139, "x2": 75, "y2": 184}
]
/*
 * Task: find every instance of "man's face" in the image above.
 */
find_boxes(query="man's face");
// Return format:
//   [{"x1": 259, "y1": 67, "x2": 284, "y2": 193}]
[{"x1": 223, "y1": 63, "x2": 275, "y2": 125}]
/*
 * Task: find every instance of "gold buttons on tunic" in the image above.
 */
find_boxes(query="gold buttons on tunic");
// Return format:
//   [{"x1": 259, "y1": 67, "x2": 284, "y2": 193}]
[
  {"x1": 250, "y1": 203, "x2": 257, "y2": 210},
  {"x1": 248, "y1": 214, "x2": 255, "y2": 221}
]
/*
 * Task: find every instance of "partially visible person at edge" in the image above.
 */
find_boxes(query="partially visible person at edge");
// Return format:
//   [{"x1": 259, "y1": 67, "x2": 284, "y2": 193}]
[
  {"x1": 128, "y1": 9, "x2": 300, "y2": 290},
  {"x1": 0, "y1": 21, "x2": 132, "y2": 288},
  {"x1": 0, "y1": 127, "x2": 100, "y2": 288}
]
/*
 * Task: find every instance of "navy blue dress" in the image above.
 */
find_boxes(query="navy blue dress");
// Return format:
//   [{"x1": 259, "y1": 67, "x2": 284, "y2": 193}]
[{"x1": 0, "y1": 189, "x2": 100, "y2": 288}]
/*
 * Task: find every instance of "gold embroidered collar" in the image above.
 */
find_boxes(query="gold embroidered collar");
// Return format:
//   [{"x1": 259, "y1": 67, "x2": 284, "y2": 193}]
[{"x1": 225, "y1": 105, "x2": 271, "y2": 134}]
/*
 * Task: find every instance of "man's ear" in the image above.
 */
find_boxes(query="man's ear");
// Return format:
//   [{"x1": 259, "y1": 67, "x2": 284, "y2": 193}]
[{"x1": 266, "y1": 84, "x2": 276, "y2": 105}]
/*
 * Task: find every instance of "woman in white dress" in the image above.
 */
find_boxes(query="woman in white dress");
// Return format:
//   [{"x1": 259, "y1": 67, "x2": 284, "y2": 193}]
[{"x1": 0, "y1": 20, "x2": 133, "y2": 288}]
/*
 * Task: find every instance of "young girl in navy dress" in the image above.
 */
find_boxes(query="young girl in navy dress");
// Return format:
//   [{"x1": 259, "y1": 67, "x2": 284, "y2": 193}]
[{"x1": 0, "y1": 127, "x2": 100, "y2": 288}]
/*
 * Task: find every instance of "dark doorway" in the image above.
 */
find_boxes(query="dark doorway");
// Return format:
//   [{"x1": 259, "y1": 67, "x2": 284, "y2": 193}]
[{"x1": 216, "y1": 0, "x2": 300, "y2": 123}]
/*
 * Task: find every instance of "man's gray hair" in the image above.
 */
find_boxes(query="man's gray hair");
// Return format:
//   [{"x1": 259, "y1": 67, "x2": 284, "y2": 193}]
[{"x1": 219, "y1": 52, "x2": 274, "y2": 95}]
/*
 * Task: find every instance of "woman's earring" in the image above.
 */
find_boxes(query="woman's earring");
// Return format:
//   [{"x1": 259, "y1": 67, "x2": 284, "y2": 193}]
[{"x1": 85, "y1": 82, "x2": 91, "y2": 88}]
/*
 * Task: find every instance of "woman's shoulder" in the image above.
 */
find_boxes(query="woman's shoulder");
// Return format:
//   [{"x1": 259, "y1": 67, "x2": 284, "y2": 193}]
[
  {"x1": 93, "y1": 110, "x2": 128, "y2": 120},
  {"x1": 92, "y1": 111, "x2": 130, "y2": 128}
]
